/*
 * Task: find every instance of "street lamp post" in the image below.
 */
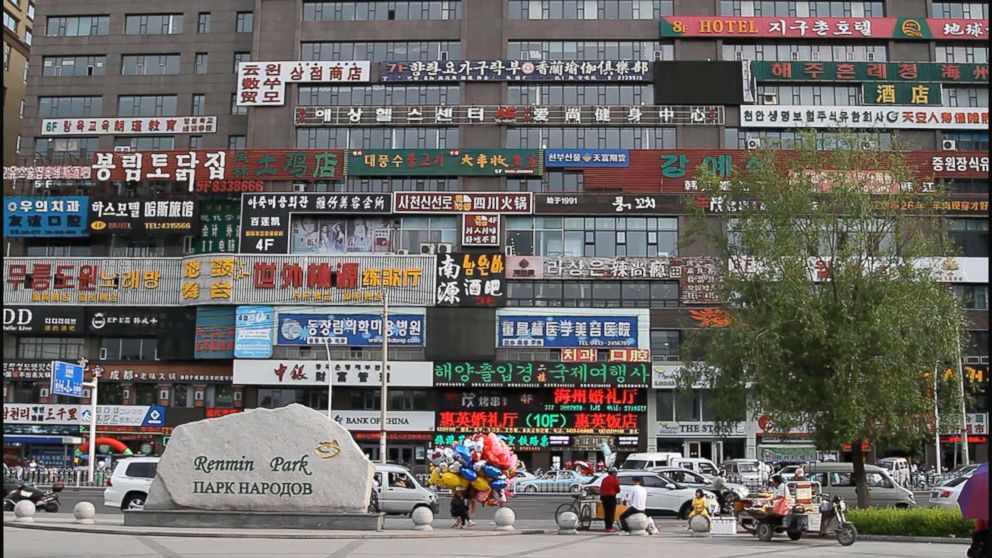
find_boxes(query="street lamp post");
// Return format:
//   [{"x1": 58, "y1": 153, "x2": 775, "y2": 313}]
[
  {"x1": 379, "y1": 291, "x2": 389, "y2": 464},
  {"x1": 955, "y1": 328, "x2": 970, "y2": 466},
  {"x1": 78, "y1": 357, "x2": 98, "y2": 485},
  {"x1": 932, "y1": 363, "x2": 941, "y2": 474},
  {"x1": 323, "y1": 337, "x2": 334, "y2": 419}
]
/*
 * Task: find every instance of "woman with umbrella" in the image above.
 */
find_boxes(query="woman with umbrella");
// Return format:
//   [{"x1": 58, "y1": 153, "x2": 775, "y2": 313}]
[{"x1": 958, "y1": 463, "x2": 988, "y2": 558}]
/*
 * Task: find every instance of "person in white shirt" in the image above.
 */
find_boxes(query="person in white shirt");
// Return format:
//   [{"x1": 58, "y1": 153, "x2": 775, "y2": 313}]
[{"x1": 618, "y1": 476, "x2": 648, "y2": 535}]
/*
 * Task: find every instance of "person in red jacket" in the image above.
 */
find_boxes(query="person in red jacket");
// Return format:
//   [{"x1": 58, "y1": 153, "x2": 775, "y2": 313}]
[{"x1": 600, "y1": 467, "x2": 621, "y2": 532}]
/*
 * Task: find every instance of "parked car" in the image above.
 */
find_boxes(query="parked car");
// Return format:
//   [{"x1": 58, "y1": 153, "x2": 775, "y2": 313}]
[
  {"x1": 514, "y1": 469, "x2": 592, "y2": 494},
  {"x1": 805, "y1": 463, "x2": 916, "y2": 508},
  {"x1": 585, "y1": 470, "x2": 719, "y2": 519},
  {"x1": 651, "y1": 466, "x2": 750, "y2": 500},
  {"x1": 373, "y1": 463, "x2": 439, "y2": 516},
  {"x1": 721, "y1": 459, "x2": 763, "y2": 485},
  {"x1": 669, "y1": 457, "x2": 721, "y2": 478},
  {"x1": 619, "y1": 452, "x2": 682, "y2": 470},
  {"x1": 948, "y1": 463, "x2": 982, "y2": 479},
  {"x1": 877, "y1": 457, "x2": 911, "y2": 487},
  {"x1": 928, "y1": 475, "x2": 970, "y2": 508},
  {"x1": 104, "y1": 456, "x2": 159, "y2": 511},
  {"x1": 507, "y1": 470, "x2": 536, "y2": 491}
]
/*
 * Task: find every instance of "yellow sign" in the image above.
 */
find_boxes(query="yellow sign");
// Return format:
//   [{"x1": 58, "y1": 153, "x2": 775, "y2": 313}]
[{"x1": 314, "y1": 440, "x2": 341, "y2": 460}]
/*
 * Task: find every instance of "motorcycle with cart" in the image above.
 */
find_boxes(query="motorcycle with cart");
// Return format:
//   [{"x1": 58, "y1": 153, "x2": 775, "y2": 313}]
[{"x1": 737, "y1": 480, "x2": 857, "y2": 546}]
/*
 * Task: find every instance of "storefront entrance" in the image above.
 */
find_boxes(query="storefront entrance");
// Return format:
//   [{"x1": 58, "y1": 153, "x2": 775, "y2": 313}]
[{"x1": 685, "y1": 440, "x2": 723, "y2": 462}]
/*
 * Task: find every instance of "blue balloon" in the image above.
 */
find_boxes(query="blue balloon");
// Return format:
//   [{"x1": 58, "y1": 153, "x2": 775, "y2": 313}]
[
  {"x1": 460, "y1": 467, "x2": 478, "y2": 481},
  {"x1": 453, "y1": 445, "x2": 472, "y2": 464},
  {"x1": 491, "y1": 479, "x2": 508, "y2": 490},
  {"x1": 482, "y1": 465, "x2": 503, "y2": 479}
]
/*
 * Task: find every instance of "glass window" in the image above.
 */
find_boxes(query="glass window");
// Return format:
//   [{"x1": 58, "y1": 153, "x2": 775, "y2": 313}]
[
  {"x1": 4, "y1": 9, "x2": 18, "y2": 32},
  {"x1": 38, "y1": 96, "x2": 103, "y2": 117},
  {"x1": 191, "y1": 93, "x2": 205, "y2": 116},
  {"x1": 236, "y1": 11, "x2": 253, "y2": 32},
  {"x1": 231, "y1": 93, "x2": 248, "y2": 116},
  {"x1": 42, "y1": 55, "x2": 106, "y2": 77},
  {"x1": 34, "y1": 137, "x2": 100, "y2": 155},
  {"x1": 304, "y1": 1, "x2": 462, "y2": 20},
  {"x1": 16, "y1": 337, "x2": 86, "y2": 360},
  {"x1": 298, "y1": 85, "x2": 460, "y2": 106},
  {"x1": 507, "y1": 280, "x2": 677, "y2": 308},
  {"x1": 951, "y1": 285, "x2": 989, "y2": 310},
  {"x1": 233, "y1": 52, "x2": 251, "y2": 72},
  {"x1": 651, "y1": 330, "x2": 680, "y2": 357},
  {"x1": 133, "y1": 384, "x2": 159, "y2": 406},
  {"x1": 297, "y1": 128, "x2": 458, "y2": 149},
  {"x1": 121, "y1": 54, "x2": 181, "y2": 76},
  {"x1": 508, "y1": 40, "x2": 671, "y2": 60},
  {"x1": 656, "y1": 391, "x2": 675, "y2": 421},
  {"x1": 194, "y1": 52, "x2": 208, "y2": 74},
  {"x1": 26, "y1": 3, "x2": 35, "y2": 20},
  {"x1": 302, "y1": 41, "x2": 461, "y2": 61},
  {"x1": 723, "y1": 42, "x2": 887, "y2": 62},
  {"x1": 23, "y1": 27, "x2": 31, "y2": 45},
  {"x1": 937, "y1": 45, "x2": 988, "y2": 64},
  {"x1": 944, "y1": 131, "x2": 989, "y2": 151},
  {"x1": 947, "y1": 218, "x2": 989, "y2": 257},
  {"x1": 124, "y1": 13, "x2": 183, "y2": 35},
  {"x1": 229, "y1": 135, "x2": 247, "y2": 149},
  {"x1": 117, "y1": 95, "x2": 178, "y2": 117},
  {"x1": 189, "y1": 135, "x2": 202, "y2": 149},
  {"x1": 397, "y1": 216, "x2": 457, "y2": 252},
  {"x1": 197, "y1": 12, "x2": 211, "y2": 33},
  {"x1": 676, "y1": 390, "x2": 701, "y2": 421},
  {"x1": 45, "y1": 15, "x2": 109, "y2": 37},
  {"x1": 210, "y1": 385, "x2": 234, "y2": 408},
  {"x1": 933, "y1": 2, "x2": 989, "y2": 19}
]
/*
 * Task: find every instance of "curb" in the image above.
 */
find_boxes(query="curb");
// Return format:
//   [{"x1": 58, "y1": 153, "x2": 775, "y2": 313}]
[
  {"x1": 2, "y1": 521, "x2": 557, "y2": 540},
  {"x1": 858, "y1": 534, "x2": 969, "y2": 545}
]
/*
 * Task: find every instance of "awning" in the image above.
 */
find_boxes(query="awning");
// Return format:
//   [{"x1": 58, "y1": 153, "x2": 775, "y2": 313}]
[{"x1": 3, "y1": 435, "x2": 83, "y2": 445}]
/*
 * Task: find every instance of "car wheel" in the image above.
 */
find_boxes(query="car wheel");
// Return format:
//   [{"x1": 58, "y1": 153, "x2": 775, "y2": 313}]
[
  {"x1": 45, "y1": 502, "x2": 60, "y2": 513},
  {"x1": 679, "y1": 502, "x2": 693, "y2": 520},
  {"x1": 756, "y1": 522, "x2": 775, "y2": 542},
  {"x1": 523, "y1": 485, "x2": 537, "y2": 494},
  {"x1": 122, "y1": 493, "x2": 146, "y2": 511},
  {"x1": 569, "y1": 484, "x2": 582, "y2": 495},
  {"x1": 787, "y1": 530, "x2": 802, "y2": 541},
  {"x1": 836, "y1": 524, "x2": 858, "y2": 546}
]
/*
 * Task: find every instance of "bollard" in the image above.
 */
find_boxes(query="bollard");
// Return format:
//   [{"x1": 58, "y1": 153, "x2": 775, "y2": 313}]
[
  {"x1": 73, "y1": 501, "x2": 96, "y2": 525},
  {"x1": 626, "y1": 513, "x2": 649, "y2": 536},
  {"x1": 411, "y1": 506, "x2": 433, "y2": 531},
  {"x1": 494, "y1": 507, "x2": 516, "y2": 531},
  {"x1": 557, "y1": 511, "x2": 578, "y2": 535},
  {"x1": 13, "y1": 500, "x2": 36, "y2": 523},
  {"x1": 689, "y1": 515, "x2": 710, "y2": 537}
]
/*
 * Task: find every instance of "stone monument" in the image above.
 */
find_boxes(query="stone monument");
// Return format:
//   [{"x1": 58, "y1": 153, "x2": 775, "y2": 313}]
[{"x1": 125, "y1": 404, "x2": 381, "y2": 530}]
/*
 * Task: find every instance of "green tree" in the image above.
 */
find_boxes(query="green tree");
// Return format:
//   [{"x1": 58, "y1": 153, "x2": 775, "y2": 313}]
[{"x1": 681, "y1": 134, "x2": 966, "y2": 508}]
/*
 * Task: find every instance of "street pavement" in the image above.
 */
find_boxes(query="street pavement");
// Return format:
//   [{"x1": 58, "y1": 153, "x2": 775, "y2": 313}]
[{"x1": 2, "y1": 523, "x2": 969, "y2": 558}]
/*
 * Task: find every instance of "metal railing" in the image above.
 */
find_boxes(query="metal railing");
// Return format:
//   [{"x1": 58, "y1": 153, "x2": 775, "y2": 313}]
[{"x1": 6, "y1": 468, "x2": 109, "y2": 489}]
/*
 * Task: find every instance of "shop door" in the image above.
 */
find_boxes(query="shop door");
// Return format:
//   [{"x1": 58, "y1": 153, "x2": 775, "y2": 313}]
[{"x1": 687, "y1": 441, "x2": 702, "y2": 458}]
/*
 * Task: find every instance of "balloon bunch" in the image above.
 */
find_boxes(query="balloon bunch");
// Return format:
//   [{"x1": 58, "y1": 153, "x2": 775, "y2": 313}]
[{"x1": 427, "y1": 433, "x2": 519, "y2": 507}]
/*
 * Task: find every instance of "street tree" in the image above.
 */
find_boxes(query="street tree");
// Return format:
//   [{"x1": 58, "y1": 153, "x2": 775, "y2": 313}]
[{"x1": 680, "y1": 134, "x2": 966, "y2": 508}]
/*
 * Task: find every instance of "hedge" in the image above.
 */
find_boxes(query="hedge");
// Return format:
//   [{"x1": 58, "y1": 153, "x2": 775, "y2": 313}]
[{"x1": 847, "y1": 507, "x2": 974, "y2": 538}]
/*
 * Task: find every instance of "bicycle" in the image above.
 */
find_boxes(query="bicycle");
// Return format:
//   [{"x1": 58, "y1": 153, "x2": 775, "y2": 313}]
[{"x1": 553, "y1": 489, "x2": 595, "y2": 531}]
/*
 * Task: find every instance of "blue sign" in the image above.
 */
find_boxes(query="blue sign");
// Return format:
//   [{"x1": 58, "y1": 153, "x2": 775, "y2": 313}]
[
  {"x1": 545, "y1": 149, "x2": 630, "y2": 168},
  {"x1": 277, "y1": 314, "x2": 425, "y2": 347},
  {"x1": 497, "y1": 316, "x2": 638, "y2": 348},
  {"x1": 234, "y1": 306, "x2": 274, "y2": 358},
  {"x1": 141, "y1": 405, "x2": 166, "y2": 427},
  {"x1": 3, "y1": 196, "x2": 90, "y2": 237},
  {"x1": 50, "y1": 361, "x2": 85, "y2": 398}
]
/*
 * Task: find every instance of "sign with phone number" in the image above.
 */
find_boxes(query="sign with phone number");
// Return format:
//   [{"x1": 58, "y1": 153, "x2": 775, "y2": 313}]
[{"x1": 194, "y1": 180, "x2": 265, "y2": 193}]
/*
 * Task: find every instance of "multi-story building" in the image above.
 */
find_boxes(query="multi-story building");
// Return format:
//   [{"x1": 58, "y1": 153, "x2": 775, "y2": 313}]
[
  {"x1": 3, "y1": 0, "x2": 988, "y2": 472},
  {"x1": 3, "y1": 0, "x2": 34, "y2": 177}
]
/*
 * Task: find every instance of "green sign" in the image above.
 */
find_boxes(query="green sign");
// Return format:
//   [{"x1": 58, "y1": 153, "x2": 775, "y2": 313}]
[
  {"x1": 751, "y1": 61, "x2": 989, "y2": 84},
  {"x1": 345, "y1": 149, "x2": 543, "y2": 177},
  {"x1": 434, "y1": 433, "x2": 551, "y2": 449},
  {"x1": 862, "y1": 82, "x2": 942, "y2": 105},
  {"x1": 433, "y1": 361, "x2": 651, "y2": 387},
  {"x1": 194, "y1": 200, "x2": 240, "y2": 254}
]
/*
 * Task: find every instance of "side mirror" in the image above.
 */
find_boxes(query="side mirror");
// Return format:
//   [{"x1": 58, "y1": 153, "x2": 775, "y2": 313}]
[{"x1": 665, "y1": 483, "x2": 676, "y2": 490}]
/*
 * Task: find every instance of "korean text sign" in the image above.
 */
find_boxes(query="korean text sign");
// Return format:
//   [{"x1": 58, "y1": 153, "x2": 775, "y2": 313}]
[
  {"x1": 660, "y1": 17, "x2": 988, "y2": 40},
  {"x1": 4, "y1": 197, "x2": 89, "y2": 237},
  {"x1": 381, "y1": 60, "x2": 652, "y2": 82},
  {"x1": 234, "y1": 306, "x2": 274, "y2": 359},
  {"x1": 50, "y1": 361, "x2": 84, "y2": 398},
  {"x1": 88, "y1": 198, "x2": 199, "y2": 235},
  {"x1": 750, "y1": 61, "x2": 989, "y2": 83},
  {"x1": 237, "y1": 61, "x2": 371, "y2": 106},
  {"x1": 498, "y1": 316, "x2": 638, "y2": 348},
  {"x1": 347, "y1": 149, "x2": 543, "y2": 176},
  {"x1": 276, "y1": 314, "x2": 424, "y2": 347},
  {"x1": 740, "y1": 105, "x2": 987, "y2": 129},
  {"x1": 5, "y1": 257, "x2": 183, "y2": 306},
  {"x1": 436, "y1": 253, "x2": 507, "y2": 308}
]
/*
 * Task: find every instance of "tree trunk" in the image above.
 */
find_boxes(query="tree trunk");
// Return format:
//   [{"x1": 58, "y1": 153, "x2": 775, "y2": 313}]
[{"x1": 851, "y1": 440, "x2": 872, "y2": 509}]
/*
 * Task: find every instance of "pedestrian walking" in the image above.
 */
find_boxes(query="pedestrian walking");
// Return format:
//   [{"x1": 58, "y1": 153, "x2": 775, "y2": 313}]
[
  {"x1": 450, "y1": 489, "x2": 471, "y2": 528},
  {"x1": 599, "y1": 467, "x2": 621, "y2": 533},
  {"x1": 617, "y1": 476, "x2": 647, "y2": 535}
]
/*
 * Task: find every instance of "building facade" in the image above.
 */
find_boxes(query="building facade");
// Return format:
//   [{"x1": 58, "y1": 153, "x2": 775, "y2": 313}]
[
  {"x1": 3, "y1": 0, "x2": 988, "y2": 471},
  {"x1": 3, "y1": 0, "x2": 33, "y2": 174}
]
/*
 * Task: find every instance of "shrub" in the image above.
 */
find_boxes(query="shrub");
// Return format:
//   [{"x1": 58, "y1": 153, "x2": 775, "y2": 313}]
[{"x1": 848, "y1": 507, "x2": 974, "y2": 538}]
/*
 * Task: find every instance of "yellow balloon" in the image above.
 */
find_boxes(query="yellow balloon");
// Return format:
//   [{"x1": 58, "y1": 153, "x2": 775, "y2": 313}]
[
  {"x1": 458, "y1": 477, "x2": 471, "y2": 489},
  {"x1": 429, "y1": 468, "x2": 442, "y2": 486},
  {"x1": 471, "y1": 477, "x2": 491, "y2": 492},
  {"x1": 441, "y1": 472, "x2": 462, "y2": 489}
]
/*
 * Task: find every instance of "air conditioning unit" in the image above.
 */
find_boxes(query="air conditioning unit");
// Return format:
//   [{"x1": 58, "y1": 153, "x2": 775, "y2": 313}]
[
  {"x1": 419, "y1": 243, "x2": 435, "y2": 255},
  {"x1": 436, "y1": 243, "x2": 453, "y2": 254},
  {"x1": 941, "y1": 139, "x2": 957, "y2": 151},
  {"x1": 292, "y1": 183, "x2": 307, "y2": 192},
  {"x1": 395, "y1": 249, "x2": 410, "y2": 255},
  {"x1": 746, "y1": 138, "x2": 762, "y2": 150},
  {"x1": 113, "y1": 146, "x2": 132, "y2": 152},
  {"x1": 504, "y1": 245, "x2": 515, "y2": 256},
  {"x1": 760, "y1": 92, "x2": 778, "y2": 105}
]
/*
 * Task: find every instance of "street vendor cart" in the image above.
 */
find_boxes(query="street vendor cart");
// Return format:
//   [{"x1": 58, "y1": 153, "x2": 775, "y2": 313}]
[{"x1": 738, "y1": 480, "x2": 857, "y2": 546}]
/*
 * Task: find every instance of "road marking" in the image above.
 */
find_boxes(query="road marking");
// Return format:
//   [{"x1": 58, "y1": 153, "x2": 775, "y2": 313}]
[
  {"x1": 135, "y1": 536, "x2": 184, "y2": 558},
  {"x1": 328, "y1": 539, "x2": 364, "y2": 558}
]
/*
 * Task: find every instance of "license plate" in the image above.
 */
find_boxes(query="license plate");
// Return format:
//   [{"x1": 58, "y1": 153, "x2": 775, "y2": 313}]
[{"x1": 807, "y1": 514, "x2": 821, "y2": 532}]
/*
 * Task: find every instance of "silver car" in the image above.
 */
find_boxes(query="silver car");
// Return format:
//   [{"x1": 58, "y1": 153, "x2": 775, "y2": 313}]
[{"x1": 651, "y1": 466, "x2": 750, "y2": 500}]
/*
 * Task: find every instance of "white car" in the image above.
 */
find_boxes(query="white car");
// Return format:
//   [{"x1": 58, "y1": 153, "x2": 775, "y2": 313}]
[
  {"x1": 514, "y1": 469, "x2": 593, "y2": 494},
  {"x1": 586, "y1": 470, "x2": 719, "y2": 519},
  {"x1": 650, "y1": 466, "x2": 750, "y2": 500},
  {"x1": 929, "y1": 475, "x2": 970, "y2": 508},
  {"x1": 104, "y1": 456, "x2": 159, "y2": 511}
]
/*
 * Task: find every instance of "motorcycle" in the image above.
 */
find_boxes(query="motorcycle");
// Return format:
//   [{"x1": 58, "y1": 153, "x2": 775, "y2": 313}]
[
  {"x1": 718, "y1": 488, "x2": 741, "y2": 515},
  {"x1": 817, "y1": 494, "x2": 858, "y2": 546},
  {"x1": 3, "y1": 480, "x2": 64, "y2": 513}
]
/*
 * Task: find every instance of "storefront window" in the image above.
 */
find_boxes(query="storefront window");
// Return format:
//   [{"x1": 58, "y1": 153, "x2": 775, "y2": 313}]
[
  {"x1": 98, "y1": 338, "x2": 158, "y2": 361},
  {"x1": 172, "y1": 384, "x2": 193, "y2": 407},
  {"x1": 134, "y1": 384, "x2": 158, "y2": 406},
  {"x1": 289, "y1": 216, "x2": 394, "y2": 254},
  {"x1": 507, "y1": 216, "x2": 677, "y2": 257},
  {"x1": 947, "y1": 218, "x2": 989, "y2": 257},
  {"x1": 10, "y1": 383, "x2": 37, "y2": 403},
  {"x1": 210, "y1": 385, "x2": 234, "y2": 408},
  {"x1": 656, "y1": 390, "x2": 676, "y2": 421},
  {"x1": 98, "y1": 383, "x2": 124, "y2": 405},
  {"x1": 396, "y1": 216, "x2": 457, "y2": 253},
  {"x1": 16, "y1": 337, "x2": 85, "y2": 360},
  {"x1": 507, "y1": 280, "x2": 677, "y2": 308},
  {"x1": 675, "y1": 391, "x2": 701, "y2": 421}
]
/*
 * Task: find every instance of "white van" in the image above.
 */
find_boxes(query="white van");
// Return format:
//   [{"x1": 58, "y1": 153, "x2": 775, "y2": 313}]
[
  {"x1": 373, "y1": 464, "x2": 439, "y2": 516},
  {"x1": 806, "y1": 463, "x2": 915, "y2": 507},
  {"x1": 669, "y1": 457, "x2": 720, "y2": 478},
  {"x1": 877, "y1": 458, "x2": 911, "y2": 488},
  {"x1": 620, "y1": 452, "x2": 683, "y2": 470},
  {"x1": 721, "y1": 458, "x2": 763, "y2": 485}
]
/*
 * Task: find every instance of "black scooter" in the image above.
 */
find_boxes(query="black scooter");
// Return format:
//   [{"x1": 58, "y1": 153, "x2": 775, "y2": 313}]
[{"x1": 3, "y1": 480, "x2": 63, "y2": 513}]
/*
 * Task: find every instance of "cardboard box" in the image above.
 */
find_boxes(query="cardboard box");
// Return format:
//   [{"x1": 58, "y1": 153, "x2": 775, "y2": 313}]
[{"x1": 710, "y1": 517, "x2": 738, "y2": 535}]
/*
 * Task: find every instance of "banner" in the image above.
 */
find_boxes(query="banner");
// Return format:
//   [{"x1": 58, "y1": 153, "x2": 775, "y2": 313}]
[
  {"x1": 440, "y1": 388, "x2": 646, "y2": 414},
  {"x1": 333, "y1": 411, "x2": 435, "y2": 432},
  {"x1": 750, "y1": 61, "x2": 989, "y2": 84},
  {"x1": 660, "y1": 17, "x2": 989, "y2": 40},
  {"x1": 91, "y1": 149, "x2": 345, "y2": 187},
  {"x1": 290, "y1": 216, "x2": 393, "y2": 255},
  {"x1": 236, "y1": 60, "x2": 371, "y2": 106},
  {"x1": 42, "y1": 116, "x2": 216, "y2": 136},
  {"x1": 3, "y1": 165, "x2": 92, "y2": 180},
  {"x1": 232, "y1": 359, "x2": 434, "y2": 387},
  {"x1": 436, "y1": 253, "x2": 507, "y2": 307},
  {"x1": 88, "y1": 197, "x2": 198, "y2": 235},
  {"x1": 179, "y1": 254, "x2": 435, "y2": 306},
  {"x1": 4, "y1": 257, "x2": 183, "y2": 306},
  {"x1": 498, "y1": 316, "x2": 638, "y2": 348},
  {"x1": 740, "y1": 105, "x2": 988, "y2": 129},
  {"x1": 3, "y1": 306, "x2": 85, "y2": 335},
  {"x1": 435, "y1": 410, "x2": 638, "y2": 435},
  {"x1": 4, "y1": 196, "x2": 89, "y2": 237},
  {"x1": 862, "y1": 82, "x2": 942, "y2": 105},
  {"x1": 277, "y1": 313, "x2": 424, "y2": 347},
  {"x1": 545, "y1": 149, "x2": 630, "y2": 168},
  {"x1": 2, "y1": 404, "x2": 166, "y2": 427},
  {"x1": 394, "y1": 191, "x2": 534, "y2": 214},
  {"x1": 461, "y1": 214, "x2": 501, "y2": 247},
  {"x1": 194, "y1": 306, "x2": 236, "y2": 359},
  {"x1": 240, "y1": 193, "x2": 392, "y2": 254},
  {"x1": 434, "y1": 361, "x2": 651, "y2": 388},
  {"x1": 234, "y1": 306, "x2": 274, "y2": 358},
  {"x1": 86, "y1": 307, "x2": 193, "y2": 336},
  {"x1": 347, "y1": 149, "x2": 543, "y2": 177},
  {"x1": 194, "y1": 200, "x2": 240, "y2": 254},
  {"x1": 381, "y1": 60, "x2": 651, "y2": 82},
  {"x1": 295, "y1": 105, "x2": 722, "y2": 126}
]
